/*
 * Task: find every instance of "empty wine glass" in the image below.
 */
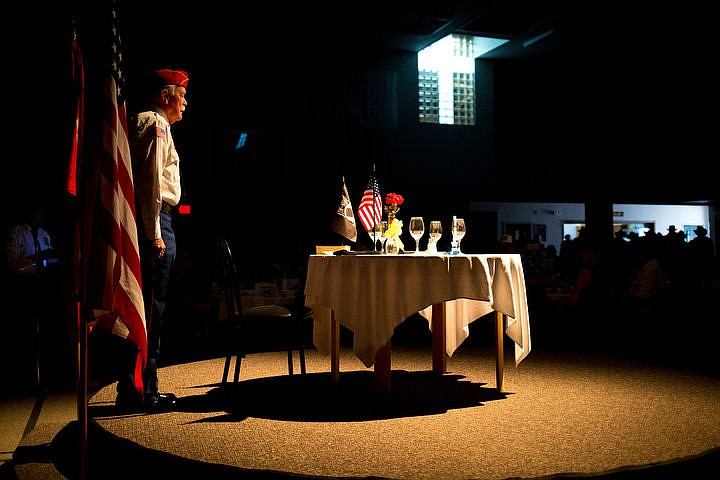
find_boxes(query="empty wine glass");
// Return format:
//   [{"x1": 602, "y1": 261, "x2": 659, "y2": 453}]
[
  {"x1": 451, "y1": 217, "x2": 466, "y2": 254},
  {"x1": 409, "y1": 217, "x2": 424, "y2": 254},
  {"x1": 428, "y1": 220, "x2": 442, "y2": 254},
  {"x1": 379, "y1": 220, "x2": 389, "y2": 253},
  {"x1": 368, "y1": 221, "x2": 385, "y2": 252}
]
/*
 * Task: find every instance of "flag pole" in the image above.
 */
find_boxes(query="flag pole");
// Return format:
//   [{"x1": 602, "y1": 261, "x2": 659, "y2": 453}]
[
  {"x1": 69, "y1": 16, "x2": 89, "y2": 480},
  {"x1": 78, "y1": 283, "x2": 88, "y2": 480},
  {"x1": 341, "y1": 176, "x2": 346, "y2": 246},
  {"x1": 372, "y1": 163, "x2": 379, "y2": 229}
]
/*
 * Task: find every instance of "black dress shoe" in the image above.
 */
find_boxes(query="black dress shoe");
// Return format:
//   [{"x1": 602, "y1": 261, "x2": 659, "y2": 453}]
[{"x1": 144, "y1": 392, "x2": 178, "y2": 411}]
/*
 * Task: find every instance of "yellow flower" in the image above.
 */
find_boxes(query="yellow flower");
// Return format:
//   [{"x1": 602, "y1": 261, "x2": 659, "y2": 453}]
[
  {"x1": 382, "y1": 192, "x2": 405, "y2": 252},
  {"x1": 384, "y1": 218, "x2": 404, "y2": 251},
  {"x1": 384, "y1": 218, "x2": 402, "y2": 237}
]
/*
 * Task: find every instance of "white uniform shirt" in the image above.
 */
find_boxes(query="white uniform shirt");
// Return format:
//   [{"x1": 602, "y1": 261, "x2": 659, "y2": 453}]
[
  {"x1": 5, "y1": 223, "x2": 53, "y2": 274},
  {"x1": 130, "y1": 106, "x2": 181, "y2": 241}
]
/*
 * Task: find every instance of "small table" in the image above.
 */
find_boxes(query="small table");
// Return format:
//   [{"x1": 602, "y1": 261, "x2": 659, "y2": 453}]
[{"x1": 304, "y1": 253, "x2": 531, "y2": 393}]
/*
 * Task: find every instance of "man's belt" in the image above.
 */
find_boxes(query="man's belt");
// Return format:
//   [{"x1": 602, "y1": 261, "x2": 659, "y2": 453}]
[{"x1": 161, "y1": 201, "x2": 175, "y2": 214}]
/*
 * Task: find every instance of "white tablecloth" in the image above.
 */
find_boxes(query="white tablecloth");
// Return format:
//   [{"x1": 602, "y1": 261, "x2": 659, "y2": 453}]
[{"x1": 304, "y1": 253, "x2": 531, "y2": 368}]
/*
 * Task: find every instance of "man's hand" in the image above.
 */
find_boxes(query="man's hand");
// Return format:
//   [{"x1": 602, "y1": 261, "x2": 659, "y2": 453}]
[{"x1": 153, "y1": 238, "x2": 167, "y2": 258}]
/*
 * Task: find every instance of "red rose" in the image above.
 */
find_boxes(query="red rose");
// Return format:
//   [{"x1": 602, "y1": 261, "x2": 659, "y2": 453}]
[{"x1": 386, "y1": 193, "x2": 404, "y2": 206}]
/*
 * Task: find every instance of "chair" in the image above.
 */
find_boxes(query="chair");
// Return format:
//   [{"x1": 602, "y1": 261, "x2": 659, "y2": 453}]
[{"x1": 215, "y1": 236, "x2": 313, "y2": 385}]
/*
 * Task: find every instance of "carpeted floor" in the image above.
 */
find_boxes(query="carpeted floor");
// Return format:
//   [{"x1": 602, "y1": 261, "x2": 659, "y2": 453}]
[
  {"x1": 13, "y1": 344, "x2": 720, "y2": 480},
  {"x1": 6, "y1": 284, "x2": 720, "y2": 480}
]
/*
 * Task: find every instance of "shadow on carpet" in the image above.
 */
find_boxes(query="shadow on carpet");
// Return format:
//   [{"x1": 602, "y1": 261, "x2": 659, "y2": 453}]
[
  {"x1": 10, "y1": 369, "x2": 720, "y2": 480},
  {"x1": 90, "y1": 370, "x2": 508, "y2": 422},
  {"x1": 5, "y1": 421, "x2": 719, "y2": 480}
]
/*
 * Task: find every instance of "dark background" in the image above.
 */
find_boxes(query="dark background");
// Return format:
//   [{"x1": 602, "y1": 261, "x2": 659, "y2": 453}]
[
  {"x1": 6, "y1": 0, "x2": 718, "y2": 283},
  {"x1": 2, "y1": 0, "x2": 718, "y2": 394}
]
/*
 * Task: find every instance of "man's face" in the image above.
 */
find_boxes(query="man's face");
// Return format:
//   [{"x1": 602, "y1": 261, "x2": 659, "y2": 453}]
[{"x1": 165, "y1": 86, "x2": 187, "y2": 124}]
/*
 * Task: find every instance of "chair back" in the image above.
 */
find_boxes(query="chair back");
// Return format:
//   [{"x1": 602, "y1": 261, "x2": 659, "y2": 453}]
[{"x1": 216, "y1": 237, "x2": 243, "y2": 318}]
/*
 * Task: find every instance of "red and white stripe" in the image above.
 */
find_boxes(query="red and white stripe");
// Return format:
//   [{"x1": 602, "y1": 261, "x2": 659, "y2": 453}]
[
  {"x1": 357, "y1": 176, "x2": 382, "y2": 232},
  {"x1": 89, "y1": 70, "x2": 147, "y2": 395}
]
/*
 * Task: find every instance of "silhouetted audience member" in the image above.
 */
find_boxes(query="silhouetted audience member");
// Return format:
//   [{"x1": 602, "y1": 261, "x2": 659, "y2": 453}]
[
  {"x1": 687, "y1": 226, "x2": 715, "y2": 288},
  {"x1": 558, "y1": 233, "x2": 579, "y2": 281},
  {"x1": 607, "y1": 229, "x2": 633, "y2": 292},
  {"x1": 567, "y1": 240, "x2": 611, "y2": 309},
  {"x1": 657, "y1": 225, "x2": 687, "y2": 287},
  {"x1": 625, "y1": 248, "x2": 668, "y2": 303},
  {"x1": 560, "y1": 233, "x2": 573, "y2": 253},
  {"x1": 4, "y1": 201, "x2": 64, "y2": 390},
  {"x1": 5, "y1": 204, "x2": 58, "y2": 275},
  {"x1": 688, "y1": 226, "x2": 714, "y2": 258},
  {"x1": 497, "y1": 234, "x2": 517, "y2": 254}
]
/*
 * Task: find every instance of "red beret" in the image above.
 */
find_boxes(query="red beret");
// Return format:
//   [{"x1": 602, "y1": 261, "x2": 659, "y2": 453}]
[{"x1": 154, "y1": 69, "x2": 189, "y2": 88}]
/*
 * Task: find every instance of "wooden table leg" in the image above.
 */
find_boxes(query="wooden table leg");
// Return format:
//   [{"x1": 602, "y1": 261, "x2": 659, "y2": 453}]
[
  {"x1": 331, "y1": 311, "x2": 339, "y2": 382},
  {"x1": 431, "y1": 303, "x2": 446, "y2": 374},
  {"x1": 495, "y1": 311, "x2": 505, "y2": 392},
  {"x1": 374, "y1": 339, "x2": 392, "y2": 394}
]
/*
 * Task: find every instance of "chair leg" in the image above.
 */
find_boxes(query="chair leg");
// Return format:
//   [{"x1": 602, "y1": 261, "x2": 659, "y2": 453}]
[
  {"x1": 222, "y1": 355, "x2": 231, "y2": 384},
  {"x1": 299, "y1": 349, "x2": 306, "y2": 374},
  {"x1": 233, "y1": 355, "x2": 242, "y2": 383},
  {"x1": 287, "y1": 350, "x2": 294, "y2": 375}
]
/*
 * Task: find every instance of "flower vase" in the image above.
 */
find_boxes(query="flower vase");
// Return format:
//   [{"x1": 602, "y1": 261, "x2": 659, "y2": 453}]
[
  {"x1": 385, "y1": 236, "x2": 399, "y2": 255},
  {"x1": 385, "y1": 212, "x2": 402, "y2": 254}
]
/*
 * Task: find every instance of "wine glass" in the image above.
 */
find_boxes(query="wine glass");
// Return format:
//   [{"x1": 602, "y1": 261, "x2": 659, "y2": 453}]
[
  {"x1": 409, "y1": 217, "x2": 425, "y2": 254},
  {"x1": 379, "y1": 220, "x2": 389, "y2": 253},
  {"x1": 428, "y1": 220, "x2": 442, "y2": 254},
  {"x1": 451, "y1": 217, "x2": 466, "y2": 254},
  {"x1": 369, "y1": 221, "x2": 385, "y2": 252}
]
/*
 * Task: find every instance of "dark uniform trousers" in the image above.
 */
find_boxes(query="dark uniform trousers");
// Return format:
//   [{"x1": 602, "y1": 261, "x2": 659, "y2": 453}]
[{"x1": 117, "y1": 208, "x2": 176, "y2": 401}]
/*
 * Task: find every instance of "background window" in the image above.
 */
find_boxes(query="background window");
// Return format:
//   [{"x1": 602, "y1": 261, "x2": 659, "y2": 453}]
[{"x1": 418, "y1": 34, "x2": 507, "y2": 125}]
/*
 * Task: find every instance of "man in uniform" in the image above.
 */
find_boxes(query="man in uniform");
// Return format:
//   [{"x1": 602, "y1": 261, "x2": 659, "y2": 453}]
[{"x1": 116, "y1": 68, "x2": 189, "y2": 411}]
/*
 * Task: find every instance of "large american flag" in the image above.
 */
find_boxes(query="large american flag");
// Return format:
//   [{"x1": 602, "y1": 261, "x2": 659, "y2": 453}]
[
  {"x1": 357, "y1": 175, "x2": 382, "y2": 232},
  {"x1": 84, "y1": 2, "x2": 147, "y2": 396}
]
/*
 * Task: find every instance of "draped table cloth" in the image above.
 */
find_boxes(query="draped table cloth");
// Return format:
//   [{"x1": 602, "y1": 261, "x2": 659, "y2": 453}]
[{"x1": 304, "y1": 253, "x2": 531, "y2": 391}]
